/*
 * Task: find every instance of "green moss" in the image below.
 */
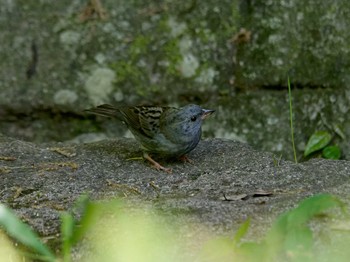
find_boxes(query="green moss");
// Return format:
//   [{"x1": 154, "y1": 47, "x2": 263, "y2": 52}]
[
  {"x1": 129, "y1": 35, "x2": 151, "y2": 61},
  {"x1": 104, "y1": 2, "x2": 240, "y2": 99},
  {"x1": 110, "y1": 61, "x2": 141, "y2": 83},
  {"x1": 109, "y1": 14, "x2": 186, "y2": 96},
  {"x1": 162, "y1": 38, "x2": 182, "y2": 76}
]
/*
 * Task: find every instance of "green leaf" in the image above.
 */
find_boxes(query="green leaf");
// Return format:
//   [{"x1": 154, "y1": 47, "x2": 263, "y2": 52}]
[
  {"x1": 61, "y1": 212, "x2": 75, "y2": 262},
  {"x1": 233, "y1": 218, "x2": 251, "y2": 244},
  {"x1": 333, "y1": 124, "x2": 346, "y2": 140},
  {"x1": 70, "y1": 198, "x2": 124, "y2": 245},
  {"x1": 238, "y1": 242, "x2": 267, "y2": 262},
  {"x1": 265, "y1": 194, "x2": 345, "y2": 261},
  {"x1": 0, "y1": 204, "x2": 56, "y2": 261},
  {"x1": 286, "y1": 194, "x2": 344, "y2": 225},
  {"x1": 322, "y1": 146, "x2": 341, "y2": 160},
  {"x1": 69, "y1": 195, "x2": 91, "y2": 245},
  {"x1": 199, "y1": 237, "x2": 237, "y2": 262},
  {"x1": 283, "y1": 226, "x2": 313, "y2": 262},
  {"x1": 304, "y1": 131, "x2": 332, "y2": 157}
]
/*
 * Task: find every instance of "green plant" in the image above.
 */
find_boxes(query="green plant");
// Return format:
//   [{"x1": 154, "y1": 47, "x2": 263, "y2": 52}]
[
  {"x1": 0, "y1": 204, "x2": 56, "y2": 261},
  {"x1": 202, "y1": 194, "x2": 348, "y2": 262},
  {"x1": 304, "y1": 130, "x2": 341, "y2": 159},
  {"x1": 288, "y1": 78, "x2": 342, "y2": 161},
  {"x1": 0, "y1": 195, "x2": 93, "y2": 262},
  {"x1": 287, "y1": 77, "x2": 298, "y2": 163},
  {"x1": 0, "y1": 194, "x2": 349, "y2": 262}
]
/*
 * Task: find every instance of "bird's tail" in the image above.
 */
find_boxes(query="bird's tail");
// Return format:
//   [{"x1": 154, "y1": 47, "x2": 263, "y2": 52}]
[{"x1": 84, "y1": 104, "x2": 120, "y2": 118}]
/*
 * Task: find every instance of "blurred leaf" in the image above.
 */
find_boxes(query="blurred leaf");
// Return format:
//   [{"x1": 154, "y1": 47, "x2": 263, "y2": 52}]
[
  {"x1": 333, "y1": 124, "x2": 346, "y2": 140},
  {"x1": 315, "y1": 227, "x2": 350, "y2": 262},
  {"x1": 69, "y1": 195, "x2": 91, "y2": 245},
  {"x1": 61, "y1": 212, "x2": 75, "y2": 262},
  {"x1": 233, "y1": 218, "x2": 251, "y2": 244},
  {"x1": 200, "y1": 237, "x2": 237, "y2": 262},
  {"x1": 265, "y1": 194, "x2": 345, "y2": 261},
  {"x1": 0, "y1": 204, "x2": 56, "y2": 261},
  {"x1": 304, "y1": 131, "x2": 332, "y2": 157},
  {"x1": 286, "y1": 194, "x2": 344, "y2": 225},
  {"x1": 199, "y1": 218, "x2": 251, "y2": 261},
  {"x1": 0, "y1": 231, "x2": 22, "y2": 262},
  {"x1": 283, "y1": 226, "x2": 313, "y2": 262},
  {"x1": 71, "y1": 198, "x2": 124, "y2": 245},
  {"x1": 238, "y1": 242, "x2": 267, "y2": 262},
  {"x1": 322, "y1": 146, "x2": 341, "y2": 160}
]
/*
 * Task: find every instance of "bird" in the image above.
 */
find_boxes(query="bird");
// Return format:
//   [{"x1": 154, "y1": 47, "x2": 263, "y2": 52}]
[{"x1": 85, "y1": 104, "x2": 215, "y2": 173}]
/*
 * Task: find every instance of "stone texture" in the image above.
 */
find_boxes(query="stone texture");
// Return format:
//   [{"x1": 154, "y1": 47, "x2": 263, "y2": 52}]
[
  {"x1": 236, "y1": 0, "x2": 350, "y2": 88},
  {"x1": 0, "y1": 0, "x2": 239, "y2": 111},
  {"x1": 1, "y1": 135, "x2": 349, "y2": 246},
  {"x1": 0, "y1": 2, "x2": 349, "y2": 175}
]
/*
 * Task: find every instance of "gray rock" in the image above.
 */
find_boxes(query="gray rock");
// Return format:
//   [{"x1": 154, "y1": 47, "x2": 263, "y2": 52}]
[
  {"x1": 236, "y1": 0, "x2": 350, "y2": 88},
  {"x1": 2, "y1": 0, "x2": 350, "y2": 111},
  {"x1": 1, "y1": 0, "x2": 350, "y2": 161},
  {"x1": 1, "y1": 135, "x2": 348, "y2": 242}
]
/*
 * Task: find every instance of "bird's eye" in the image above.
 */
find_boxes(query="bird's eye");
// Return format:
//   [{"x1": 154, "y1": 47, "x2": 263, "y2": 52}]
[{"x1": 190, "y1": 116, "x2": 197, "y2": 121}]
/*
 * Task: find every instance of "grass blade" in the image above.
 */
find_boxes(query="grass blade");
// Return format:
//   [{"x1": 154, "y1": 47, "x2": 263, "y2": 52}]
[
  {"x1": 287, "y1": 77, "x2": 297, "y2": 163},
  {"x1": 0, "y1": 204, "x2": 56, "y2": 261}
]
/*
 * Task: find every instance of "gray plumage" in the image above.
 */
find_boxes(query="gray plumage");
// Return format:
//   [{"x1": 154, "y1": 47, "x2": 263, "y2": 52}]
[{"x1": 85, "y1": 104, "x2": 214, "y2": 171}]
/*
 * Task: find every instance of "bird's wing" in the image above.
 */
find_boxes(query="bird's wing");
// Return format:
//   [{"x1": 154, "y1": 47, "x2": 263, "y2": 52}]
[
  {"x1": 120, "y1": 106, "x2": 168, "y2": 138},
  {"x1": 84, "y1": 104, "x2": 120, "y2": 118}
]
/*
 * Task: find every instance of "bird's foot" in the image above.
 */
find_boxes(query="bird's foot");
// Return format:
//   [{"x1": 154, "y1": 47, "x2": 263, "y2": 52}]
[
  {"x1": 179, "y1": 155, "x2": 194, "y2": 164},
  {"x1": 143, "y1": 153, "x2": 172, "y2": 174}
]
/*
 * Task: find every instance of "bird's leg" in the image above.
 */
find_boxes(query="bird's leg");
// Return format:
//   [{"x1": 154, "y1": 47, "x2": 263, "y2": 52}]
[
  {"x1": 143, "y1": 152, "x2": 172, "y2": 174},
  {"x1": 179, "y1": 155, "x2": 194, "y2": 164}
]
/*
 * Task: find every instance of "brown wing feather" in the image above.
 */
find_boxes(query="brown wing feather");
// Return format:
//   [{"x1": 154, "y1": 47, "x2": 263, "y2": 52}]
[
  {"x1": 118, "y1": 107, "x2": 142, "y2": 130},
  {"x1": 120, "y1": 106, "x2": 166, "y2": 138},
  {"x1": 84, "y1": 104, "x2": 120, "y2": 118},
  {"x1": 86, "y1": 105, "x2": 174, "y2": 140}
]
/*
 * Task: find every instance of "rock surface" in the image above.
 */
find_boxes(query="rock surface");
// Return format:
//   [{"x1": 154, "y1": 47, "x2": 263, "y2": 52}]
[
  {"x1": 1, "y1": 0, "x2": 350, "y2": 161},
  {"x1": 2, "y1": 0, "x2": 350, "y2": 110},
  {"x1": 1, "y1": 1, "x2": 350, "y2": 258},
  {"x1": 1, "y1": 135, "x2": 349, "y2": 243}
]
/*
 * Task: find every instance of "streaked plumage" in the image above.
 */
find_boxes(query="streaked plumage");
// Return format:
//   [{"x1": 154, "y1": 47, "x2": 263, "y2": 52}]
[{"x1": 85, "y1": 104, "x2": 214, "y2": 172}]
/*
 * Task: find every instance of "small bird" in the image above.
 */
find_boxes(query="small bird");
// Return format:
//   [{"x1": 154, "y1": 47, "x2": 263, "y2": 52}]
[{"x1": 85, "y1": 104, "x2": 215, "y2": 173}]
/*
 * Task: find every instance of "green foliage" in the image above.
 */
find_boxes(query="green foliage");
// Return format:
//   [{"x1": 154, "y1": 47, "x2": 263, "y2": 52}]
[
  {"x1": 233, "y1": 218, "x2": 251, "y2": 244},
  {"x1": 0, "y1": 204, "x2": 56, "y2": 261},
  {"x1": 304, "y1": 130, "x2": 332, "y2": 157},
  {"x1": 61, "y1": 212, "x2": 75, "y2": 262},
  {"x1": 0, "y1": 195, "x2": 99, "y2": 262},
  {"x1": 203, "y1": 194, "x2": 347, "y2": 262},
  {"x1": 288, "y1": 77, "x2": 297, "y2": 163},
  {"x1": 288, "y1": 78, "x2": 342, "y2": 161},
  {"x1": 262, "y1": 194, "x2": 345, "y2": 262},
  {"x1": 0, "y1": 194, "x2": 348, "y2": 261},
  {"x1": 322, "y1": 145, "x2": 341, "y2": 159},
  {"x1": 304, "y1": 131, "x2": 341, "y2": 159}
]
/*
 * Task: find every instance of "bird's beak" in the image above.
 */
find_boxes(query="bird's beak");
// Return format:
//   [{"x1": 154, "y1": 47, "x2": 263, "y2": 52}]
[{"x1": 201, "y1": 109, "x2": 215, "y2": 120}]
